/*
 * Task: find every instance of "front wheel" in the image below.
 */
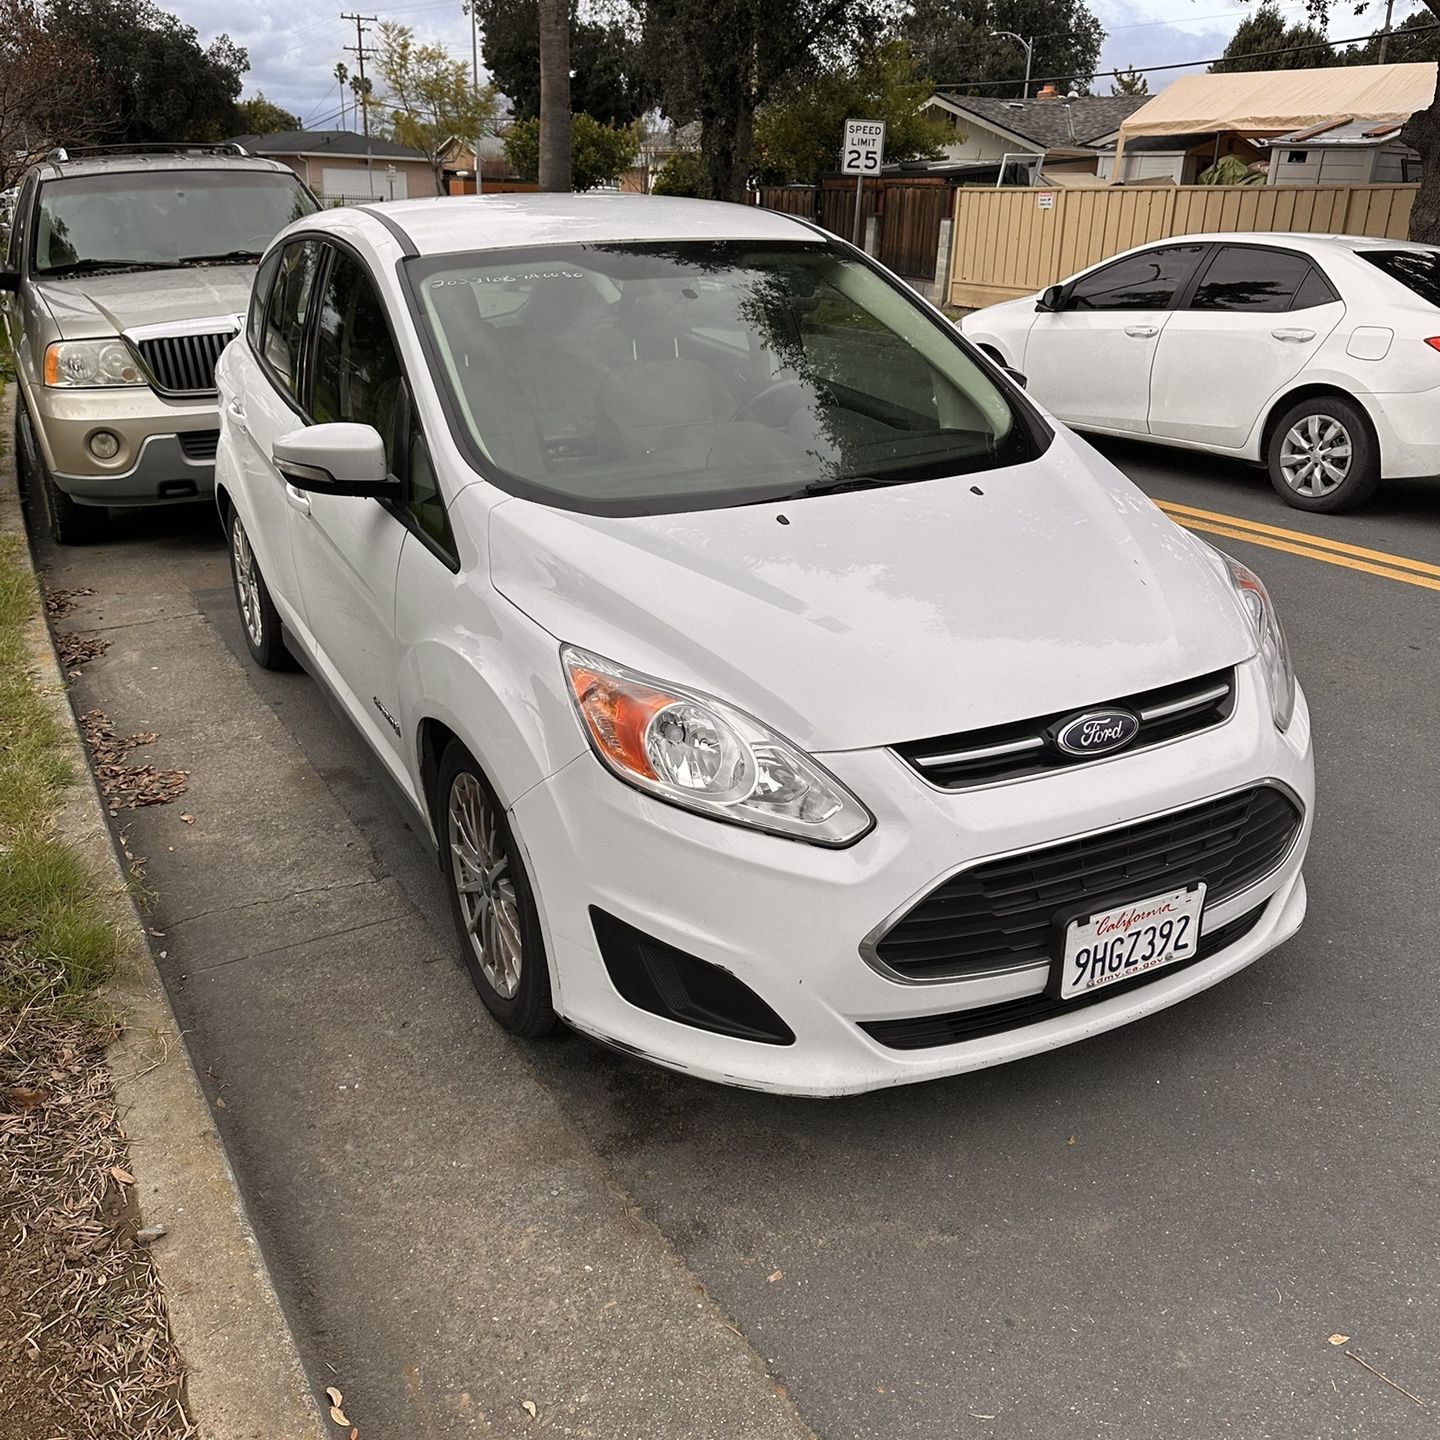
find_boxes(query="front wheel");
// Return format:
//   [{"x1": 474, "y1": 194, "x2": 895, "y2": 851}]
[
  {"x1": 17, "y1": 405, "x2": 106, "y2": 545},
  {"x1": 227, "y1": 507, "x2": 294, "y2": 670},
  {"x1": 439, "y1": 742, "x2": 557, "y2": 1038},
  {"x1": 1266, "y1": 395, "x2": 1380, "y2": 513}
]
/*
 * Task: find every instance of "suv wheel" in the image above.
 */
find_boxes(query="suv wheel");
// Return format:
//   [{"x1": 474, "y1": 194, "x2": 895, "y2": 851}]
[
  {"x1": 227, "y1": 507, "x2": 295, "y2": 670},
  {"x1": 17, "y1": 405, "x2": 106, "y2": 545},
  {"x1": 1266, "y1": 395, "x2": 1380, "y2": 514},
  {"x1": 439, "y1": 742, "x2": 557, "y2": 1038}
]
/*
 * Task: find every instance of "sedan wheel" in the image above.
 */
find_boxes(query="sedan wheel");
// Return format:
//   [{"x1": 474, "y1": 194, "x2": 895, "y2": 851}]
[
  {"x1": 1266, "y1": 395, "x2": 1380, "y2": 514},
  {"x1": 438, "y1": 742, "x2": 557, "y2": 1037}
]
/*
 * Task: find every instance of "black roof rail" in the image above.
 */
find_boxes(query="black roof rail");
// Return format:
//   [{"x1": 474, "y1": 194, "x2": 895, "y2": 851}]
[{"x1": 44, "y1": 142, "x2": 252, "y2": 163}]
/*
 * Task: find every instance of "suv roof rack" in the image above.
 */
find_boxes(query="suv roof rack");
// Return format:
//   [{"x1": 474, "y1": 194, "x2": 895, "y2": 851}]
[{"x1": 44, "y1": 142, "x2": 251, "y2": 163}]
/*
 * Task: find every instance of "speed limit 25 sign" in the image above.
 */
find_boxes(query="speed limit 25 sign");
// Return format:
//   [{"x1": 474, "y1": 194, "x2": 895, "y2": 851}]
[{"x1": 841, "y1": 119, "x2": 886, "y2": 176}]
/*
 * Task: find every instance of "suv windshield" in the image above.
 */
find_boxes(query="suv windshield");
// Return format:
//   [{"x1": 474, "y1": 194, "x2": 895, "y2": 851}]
[
  {"x1": 410, "y1": 240, "x2": 1038, "y2": 514},
  {"x1": 33, "y1": 170, "x2": 318, "y2": 275},
  {"x1": 1359, "y1": 248, "x2": 1440, "y2": 308}
]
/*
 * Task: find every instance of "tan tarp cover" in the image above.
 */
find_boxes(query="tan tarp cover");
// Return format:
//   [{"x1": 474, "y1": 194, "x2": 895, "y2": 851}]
[{"x1": 1115, "y1": 62, "x2": 1437, "y2": 167}]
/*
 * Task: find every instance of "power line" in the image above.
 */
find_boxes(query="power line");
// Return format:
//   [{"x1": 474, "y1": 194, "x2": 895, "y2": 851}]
[
  {"x1": 934, "y1": 19, "x2": 1440, "y2": 91},
  {"x1": 341, "y1": 12, "x2": 379, "y2": 136}
]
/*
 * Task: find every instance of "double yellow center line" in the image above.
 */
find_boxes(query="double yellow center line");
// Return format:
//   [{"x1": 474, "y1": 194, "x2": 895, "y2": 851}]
[{"x1": 1157, "y1": 500, "x2": 1440, "y2": 593}]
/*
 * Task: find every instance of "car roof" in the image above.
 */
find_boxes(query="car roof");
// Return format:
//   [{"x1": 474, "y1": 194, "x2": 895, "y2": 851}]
[
  {"x1": 1140, "y1": 231, "x2": 1438, "y2": 256},
  {"x1": 31, "y1": 151, "x2": 297, "y2": 182},
  {"x1": 344, "y1": 193, "x2": 821, "y2": 255}
]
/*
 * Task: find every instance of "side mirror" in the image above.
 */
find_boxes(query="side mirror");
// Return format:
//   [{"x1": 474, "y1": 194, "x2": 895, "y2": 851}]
[
  {"x1": 1036, "y1": 284, "x2": 1065, "y2": 313},
  {"x1": 0, "y1": 268, "x2": 19, "y2": 294},
  {"x1": 272, "y1": 423, "x2": 396, "y2": 496},
  {"x1": 1003, "y1": 366, "x2": 1027, "y2": 389}
]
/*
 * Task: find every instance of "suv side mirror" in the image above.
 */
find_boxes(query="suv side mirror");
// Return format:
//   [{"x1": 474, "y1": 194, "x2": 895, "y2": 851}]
[
  {"x1": 273, "y1": 423, "x2": 397, "y2": 497},
  {"x1": 1036, "y1": 284, "x2": 1065, "y2": 313}
]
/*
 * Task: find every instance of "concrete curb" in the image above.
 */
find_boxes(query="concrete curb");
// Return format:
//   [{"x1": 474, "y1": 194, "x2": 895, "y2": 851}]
[{"x1": 2, "y1": 392, "x2": 329, "y2": 1440}]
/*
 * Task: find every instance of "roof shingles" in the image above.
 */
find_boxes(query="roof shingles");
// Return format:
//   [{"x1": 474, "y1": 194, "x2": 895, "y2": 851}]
[
  {"x1": 230, "y1": 130, "x2": 429, "y2": 161},
  {"x1": 931, "y1": 93, "x2": 1150, "y2": 149}
]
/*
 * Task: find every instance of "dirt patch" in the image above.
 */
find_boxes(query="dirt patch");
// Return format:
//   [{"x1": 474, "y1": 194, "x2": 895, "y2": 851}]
[
  {"x1": 77, "y1": 711, "x2": 189, "y2": 815},
  {"x1": 0, "y1": 1015, "x2": 191, "y2": 1439}
]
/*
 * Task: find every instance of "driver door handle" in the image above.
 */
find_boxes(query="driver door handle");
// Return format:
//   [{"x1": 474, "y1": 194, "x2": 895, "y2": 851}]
[
  {"x1": 1272, "y1": 327, "x2": 1316, "y2": 343},
  {"x1": 225, "y1": 399, "x2": 247, "y2": 428},
  {"x1": 1124, "y1": 324, "x2": 1158, "y2": 339},
  {"x1": 284, "y1": 484, "x2": 311, "y2": 517}
]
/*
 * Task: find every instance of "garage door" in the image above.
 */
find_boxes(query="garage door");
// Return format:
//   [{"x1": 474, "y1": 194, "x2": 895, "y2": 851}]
[{"x1": 320, "y1": 166, "x2": 409, "y2": 204}]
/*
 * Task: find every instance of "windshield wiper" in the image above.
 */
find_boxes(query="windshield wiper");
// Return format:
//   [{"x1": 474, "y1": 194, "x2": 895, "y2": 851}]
[
  {"x1": 178, "y1": 249, "x2": 264, "y2": 265},
  {"x1": 795, "y1": 474, "x2": 909, "y2": 498},
  {"x1": 41, "y1": 258, "x2": 178, "y2": 276}
]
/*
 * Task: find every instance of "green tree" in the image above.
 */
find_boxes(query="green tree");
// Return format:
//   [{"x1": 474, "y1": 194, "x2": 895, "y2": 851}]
[
  {"x1": 470, "y1": 0, "x2": 651, "y2": 125},
  {"x1": 49, "y1": 0, "x2": 248, "y2": 143},
  {"x1": 1209, "y1": 2, "x2": 1338, "y2": 72},
  {"x1": 0, "y1": 0, "x2": 99, "y2": 185},
  {"x1": 236, "y1": 94, "x2": 300, "y2": 135},
  {"x1": 753, "y1": 40, "x2": 951, "y2": 185},
  {"x1": 650, "y1": 150, "x2": 705, "y2": 195},
  {"x1": 373, "y1": 22, "x2": 500, "y2": 192},
  {"x1": 1341, "y1": 10, "x2": 1440, "y2": 64},
  {"x1": 1110, "y1": 65, "x2": 1148, "y2": 96},
  {"x1": 504, "y1": 113, "x2": 640, "y2": 190},
  {"x1": 637, "y1": 0, "x2": 900, "y2": 203},
  {"x1": 901, "y1": 0, "x2": 1104, "y2": 98}
]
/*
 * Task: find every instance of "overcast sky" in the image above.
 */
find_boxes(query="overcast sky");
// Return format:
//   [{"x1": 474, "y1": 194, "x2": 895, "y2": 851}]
[{"x1": 190, "y1": 0, "x2": 1421, "y2": 131}]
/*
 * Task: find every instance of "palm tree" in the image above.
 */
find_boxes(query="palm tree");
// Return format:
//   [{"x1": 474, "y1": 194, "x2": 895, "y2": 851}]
[
  {"x1": 334, "y1": 62, "x2": 349, "y2": 129},
  {"x1": 537, "y1": 0, "x2": 572, "y2": 191}
]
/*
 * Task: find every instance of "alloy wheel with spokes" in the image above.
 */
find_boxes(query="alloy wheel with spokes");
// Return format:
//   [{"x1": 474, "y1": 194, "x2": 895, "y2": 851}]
[
  {"x1": 1278, "y1": 414, "x2": 1352, "y2": 499},
  {"x1": 447, "y1": 771, "x2": 524, "y2": 1000},
  {"x1": 231, "y1": 517, "x2": 264, "y2": 649}
]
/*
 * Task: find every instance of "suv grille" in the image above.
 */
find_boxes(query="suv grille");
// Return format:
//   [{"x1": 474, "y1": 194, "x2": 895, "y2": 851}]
[
  {"x1": 866, "y1": 783, "x2": 1302, "y2": 983},
  {"x1": 859, "y1": 903, "x2": 1267, "y2": 1050},
  {"x1": 896, "y1": 668, "x2": 1235, "y2": 789},
  {"x1": 134, "y1": 330, "x2": 235, "y2": 395}
]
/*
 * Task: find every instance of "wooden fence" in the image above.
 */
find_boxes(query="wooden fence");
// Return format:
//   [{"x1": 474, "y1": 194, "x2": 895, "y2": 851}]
[{"x1": 948, "y1": 183, "x2": 1419, "y2": 309}]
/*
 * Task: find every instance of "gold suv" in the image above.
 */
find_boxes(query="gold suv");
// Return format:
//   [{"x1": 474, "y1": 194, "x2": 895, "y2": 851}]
[{"x1": 1, "y1": 145, "x2": 317, "y2": 543}]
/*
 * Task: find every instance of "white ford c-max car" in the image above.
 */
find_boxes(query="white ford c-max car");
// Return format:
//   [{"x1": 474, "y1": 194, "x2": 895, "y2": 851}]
[{"x1": 215, "y1": 195, "x2": 1313, "y2": 1096}]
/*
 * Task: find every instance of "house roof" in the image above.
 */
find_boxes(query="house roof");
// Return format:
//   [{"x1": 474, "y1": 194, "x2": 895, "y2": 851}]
[
  {"x1": 229, "y1": 130, "x2": 428, "y2": 161},
  {"x1": 1116, "y1": 62, "x2": 1436, "y2": 149},
  {"x1": 1261, "y1": 118, "x2": 1410, "y2": 148},
  {"x1": 930, "y1": 93, "x2": 1150, "y2": 150}
]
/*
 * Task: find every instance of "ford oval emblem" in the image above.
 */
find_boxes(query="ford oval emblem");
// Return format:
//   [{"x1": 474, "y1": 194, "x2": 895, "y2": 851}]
[{"x1": 1052, "y1": 708, "x2": 1140, "y2": 758}]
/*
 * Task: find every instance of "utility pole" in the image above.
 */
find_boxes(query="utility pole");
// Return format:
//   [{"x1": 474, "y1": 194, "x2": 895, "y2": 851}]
[
  {"x1": 1377, "y1": 0, "x2": 1396, "y2": 63},
  {"x1": 468, "y1": 0, "x2": 483, "y2": 194},
  {"x1": 341, "y1": 12, "x2": 378, "y2": 136}
]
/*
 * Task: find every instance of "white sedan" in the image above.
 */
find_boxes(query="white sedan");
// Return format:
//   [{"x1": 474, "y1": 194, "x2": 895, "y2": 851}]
[
  {"x1": 961, "y1": 232, "x2": 1440, "y2": 512},
  {"x1": 215, "y1": 195, "x2": 1312, "y2": 1096}
]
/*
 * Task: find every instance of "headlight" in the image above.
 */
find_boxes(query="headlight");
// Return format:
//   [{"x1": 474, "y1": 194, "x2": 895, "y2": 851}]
[
  {"x1": 1219, "y1": 551, "x2": 1296, "y2": 731},
  {"x1": 43, "y1": 339, "x2": 144, "y2": 388},
  {"x1": 562, "y1": 647, "x2": 874, "y2": 847}
]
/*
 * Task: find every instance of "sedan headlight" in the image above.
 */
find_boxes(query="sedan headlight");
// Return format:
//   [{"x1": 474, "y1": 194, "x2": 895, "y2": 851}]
[
  {"x1": 1219, "y1": 551, "x2": 1296, "y2": 731},
  {"x1": 562, "y1": 647, "x2": 874, "y2": 846},
  {"x1": 43, "y1": 339, "x2": 144, "y2": 388}
]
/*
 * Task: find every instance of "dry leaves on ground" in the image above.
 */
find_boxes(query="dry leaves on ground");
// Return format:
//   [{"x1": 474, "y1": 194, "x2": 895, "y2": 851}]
[
  {"x1": 43, "y1": 586, "x2": 95, "y2": 620},
  {"x1": 78, "y1": 709, "x2": 189, "y2": 813},
  {"x1": 57, "y1": 632, "x2": 111, "y2": 678}
]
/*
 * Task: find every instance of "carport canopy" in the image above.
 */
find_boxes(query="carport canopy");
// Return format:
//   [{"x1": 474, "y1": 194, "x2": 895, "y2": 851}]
[{"x1": 1114, "y1": 61, "x2": 1437, "y2": 166}]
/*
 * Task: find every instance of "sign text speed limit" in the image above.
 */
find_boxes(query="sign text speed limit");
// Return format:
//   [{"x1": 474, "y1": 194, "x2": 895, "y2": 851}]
[{"x1": 841, "y1": 120, "x2": 886, "y2": 176}]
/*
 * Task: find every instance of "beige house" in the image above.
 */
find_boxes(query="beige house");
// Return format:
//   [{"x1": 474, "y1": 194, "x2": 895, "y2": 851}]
[{"x1": 229, "y1": 131, "x2": 440, "y2": 204}]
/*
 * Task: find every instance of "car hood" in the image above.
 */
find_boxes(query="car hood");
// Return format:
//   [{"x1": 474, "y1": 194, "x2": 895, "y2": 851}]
[
  {"x1": 33, "y1": 265, "x2": 256, "y2": 340},
  {"x1": 488, "y1": 432, "x2": 1256, "y2": 753}
]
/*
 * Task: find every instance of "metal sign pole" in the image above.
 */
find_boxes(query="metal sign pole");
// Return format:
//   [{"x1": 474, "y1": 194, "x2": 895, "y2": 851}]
[{"x1": 852, "y1": 173, "x2": 863, "y2": 248}]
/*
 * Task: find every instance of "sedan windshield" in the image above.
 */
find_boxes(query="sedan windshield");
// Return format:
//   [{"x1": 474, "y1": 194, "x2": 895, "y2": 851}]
[
  {"x1": 33, "y1": 171, "x2": 318, "y2": 275},
  {"x1": 410, "y1": 240, "x2": 1038, "y2": 513}
]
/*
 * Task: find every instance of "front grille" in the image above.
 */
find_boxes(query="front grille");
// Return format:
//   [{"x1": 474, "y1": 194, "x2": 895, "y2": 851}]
[
  {"x1": 867, "y1": 783, "x2": 1302, "y2": 983},
  {"x1": 177, "y1": 430, "x2": 219, "y2": 460},
  {"x1": 859, "y1": 902, "x2": 1267, "y2": 1050},
  {"x1": 134, "y1": 330, "x2": 235, "y2": 395},
  {"x1": 896, "y1": 668, "x2": 1235, "y2": 789}
]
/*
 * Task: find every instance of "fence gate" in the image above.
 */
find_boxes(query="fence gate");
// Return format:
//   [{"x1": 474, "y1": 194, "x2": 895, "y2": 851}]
[{"x1": 877, "y1": 180, "x2": 950, "y2": 281}]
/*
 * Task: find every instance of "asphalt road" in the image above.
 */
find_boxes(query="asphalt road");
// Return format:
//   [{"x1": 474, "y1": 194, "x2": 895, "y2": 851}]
[{"x1": 27, "y1": 437, "x2": 1440, "y2": 1440}]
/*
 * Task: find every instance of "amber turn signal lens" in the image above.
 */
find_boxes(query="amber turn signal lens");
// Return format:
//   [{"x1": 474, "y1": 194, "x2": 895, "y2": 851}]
[{"x1": 565, "y1": 663, "x2": 672, "y2": 780}]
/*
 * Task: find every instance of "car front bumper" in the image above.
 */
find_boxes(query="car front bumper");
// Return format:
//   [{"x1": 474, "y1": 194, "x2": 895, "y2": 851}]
[
  {"x1": 26, "y1": 382, "x2": 218, "y2": 506},
  {"x1": 512, "y1": 662, "x2": 1315, "y2": 1097}
]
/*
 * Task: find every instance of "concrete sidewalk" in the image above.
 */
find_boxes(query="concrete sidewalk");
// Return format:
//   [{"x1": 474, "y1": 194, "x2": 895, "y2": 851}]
[{"x1": 25, "y1": 495, "x2": 819, "y2": 1436}]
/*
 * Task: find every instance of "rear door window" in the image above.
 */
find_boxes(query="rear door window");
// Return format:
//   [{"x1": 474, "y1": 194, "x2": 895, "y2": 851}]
[
  {"x1": 1067, "y1": 245, "x2": 1206, "y2": 311},
  {"x1": 1189, "y1": 246, "x2": 1318, "y2": 313},
  {"x1": 1359, "y1": 249, "x2": 1440, "y2": 308}
]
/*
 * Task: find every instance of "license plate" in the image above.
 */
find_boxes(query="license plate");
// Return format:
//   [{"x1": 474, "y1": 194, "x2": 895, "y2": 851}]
[{"x1": 1056, "y1": 884, "x2": 1206, "y2": 1000}]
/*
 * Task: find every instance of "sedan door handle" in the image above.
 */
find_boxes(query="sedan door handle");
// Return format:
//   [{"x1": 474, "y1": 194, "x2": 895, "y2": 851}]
[
  {"x1": 1124, "y1": 325, "x2": 1158, "y2": 339},
  {"x1": 1272, "y1": 328, "x2": 1316, "y2": 343},
  {"x1": 284, "y1": 484, "x2": 311, "y2": 517},
  {"x1": 225, "y1": 399, "x2": 247, "y2": 425}
]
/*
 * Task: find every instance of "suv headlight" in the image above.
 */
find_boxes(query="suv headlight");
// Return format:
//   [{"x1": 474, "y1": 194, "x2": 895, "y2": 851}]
[
  {"x1": 562, "y1": 647, "x2": 874, "y2": 847},
  {"x1": 43, "y1": 339, "x2": 143, "y2": 388},
  {"x1": 1218, "y1": 551, "x2": 1296, "y2": 731}
]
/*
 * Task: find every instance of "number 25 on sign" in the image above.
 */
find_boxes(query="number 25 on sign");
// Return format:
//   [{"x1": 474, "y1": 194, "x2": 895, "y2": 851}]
[{"x1": 841, "y1": 119, "x2": 886, "y2": 246}]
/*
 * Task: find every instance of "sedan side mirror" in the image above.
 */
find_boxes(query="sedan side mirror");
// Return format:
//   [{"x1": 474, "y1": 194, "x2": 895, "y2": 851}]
[
  {"x1": 273, "y1": 423, "x2": 397, "y2": 497},
  {"x1": 1036, "y1": 284, "x2": 1065, "y2": 313}
]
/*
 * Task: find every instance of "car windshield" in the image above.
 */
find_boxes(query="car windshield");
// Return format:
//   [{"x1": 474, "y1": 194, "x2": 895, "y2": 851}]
[
  {"x1": 1359, "y1": 248, "x2": 1440, "y2": 308},
  {"x1": 33, "y1": 170, "x2": 318, "y2": 275},
  {"x1": 410, "y1": 240, "x2": 1036, "y2": 513}
]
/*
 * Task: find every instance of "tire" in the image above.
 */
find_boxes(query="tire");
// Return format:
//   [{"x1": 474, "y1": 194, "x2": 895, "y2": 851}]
[
  {"x1": 438, "y1": 741, "x2": 557, "y2": 1038},
  {"x1": 226, "y1": 506, "x2": 295, "y2": 670},
  {"x1": 17, "y1": 404, "x2": 106, "y2": 545},
  {"x1": 1266, "y1": 394, "x2": 1381, "y2": 514}
]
